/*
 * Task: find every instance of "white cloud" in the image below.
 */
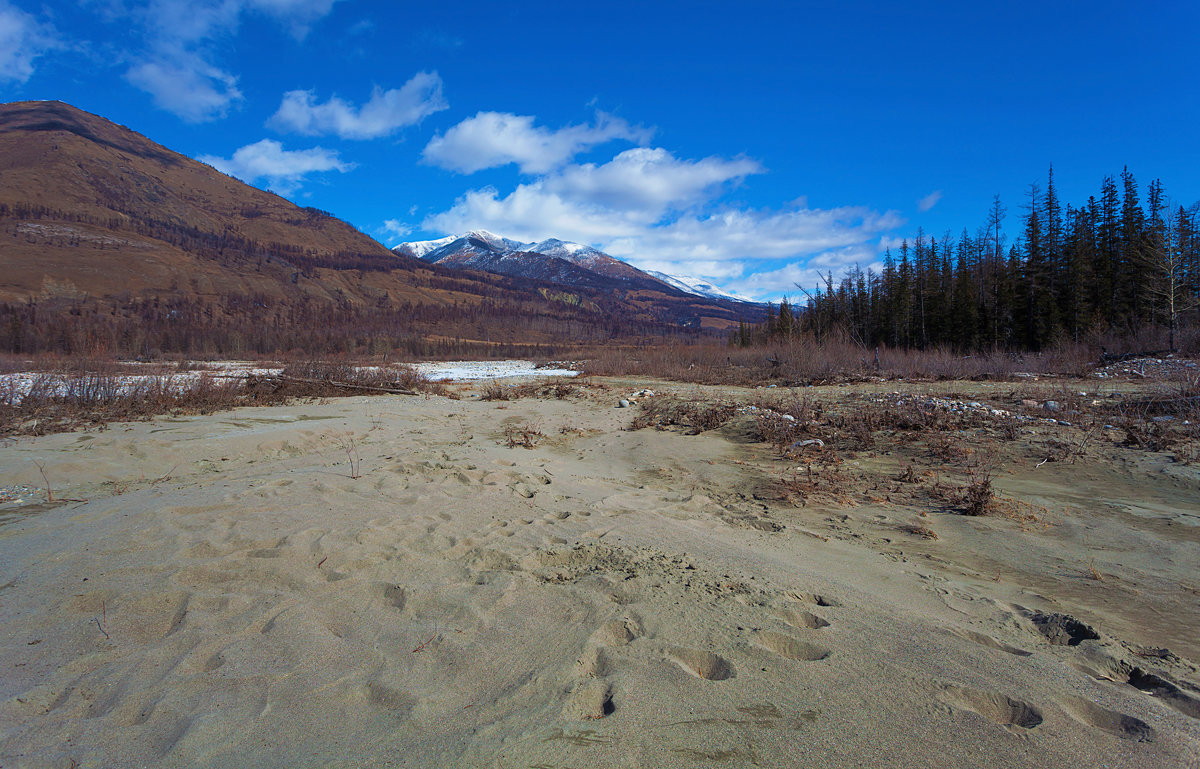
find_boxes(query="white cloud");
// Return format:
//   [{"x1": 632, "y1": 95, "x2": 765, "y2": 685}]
[
  {"x1": 426, "y1": 178, "x2": 900, "y2": 300},
  {"x1": 722, "y1": 248, "x2": 884, "y2": 301},
  {"x1": 380, "y1": 219, "x2": 411, "y2": 242},
  {"x1": 198, "y1": 139, "x2": 351, "y2": 195},
  {"x1": 546, "y1": 147, "x2": 762, "y2": 216},
  {"x1": 270, "y1": 73, "x2": 448, "y2": 139},
  {"x1": 0, "y1": 0, "x2": 59, "y2": 84},
  {"x1": 422, "y1": 111, "x2": 652, "y2": 174},
  {"x1": 917, "y1": 189, "x2": 943, "y2": 212},
  {"x1": 418, "y1": 109, "x2": 904, "y2": 302},
  {"x1": 245, "y1": 0, "x2": 342, "y2": 39},
  {"x1": 126, "y1": 54, "x2": 243, "y2": 123},
  {"x1": 122, "y1": 0, "x2": 342, "y2": 121}
]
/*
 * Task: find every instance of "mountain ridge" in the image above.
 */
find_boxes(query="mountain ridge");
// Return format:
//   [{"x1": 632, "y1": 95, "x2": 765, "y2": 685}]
[
  {"x1": 396, "y1": 232, "x2": 758, "y2": 304},
  {"x1": 0, "y1": 100, "x2": 765, "y2": 356}
]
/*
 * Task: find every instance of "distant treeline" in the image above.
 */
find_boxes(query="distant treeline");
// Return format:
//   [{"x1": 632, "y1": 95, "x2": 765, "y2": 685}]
[
  {"x1": 738, "y1": 167, "x2": 1199, "y2": 353},
  {"x1": 1, "y1": 196, "x2": 747, "y2": 356},
  {"x1": 0, "y1": 293, "x2": 704, "y2": 359}
]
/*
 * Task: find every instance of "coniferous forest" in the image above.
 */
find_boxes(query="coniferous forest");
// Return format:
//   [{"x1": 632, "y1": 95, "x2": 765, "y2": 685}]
[{"x1": 740, "y1": 167, "x2": 1199, "y2": 354}]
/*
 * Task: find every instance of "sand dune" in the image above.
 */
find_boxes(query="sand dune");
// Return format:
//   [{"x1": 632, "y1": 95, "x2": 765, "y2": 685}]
[{"x1": 1, "y1": 381, "x2": 1198, "y2": 767}]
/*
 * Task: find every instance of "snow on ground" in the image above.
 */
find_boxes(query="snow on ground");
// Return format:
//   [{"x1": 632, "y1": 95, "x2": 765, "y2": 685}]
[{"x1": 411, "y1": 360, "x2": 579, "y2": 381}]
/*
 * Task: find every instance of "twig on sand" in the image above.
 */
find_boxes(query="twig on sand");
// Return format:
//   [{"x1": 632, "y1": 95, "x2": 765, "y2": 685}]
[
  {"x1": 317, "y1": 556, "x2": 328, "y2": 568},
  {"x1": 32, "y1": 460, "x2": 87, "y2": 503},
  {"x1": 411, "y1": 634, "x2": 437, "y2": 653},
  {"x1": 34, "y1": 460, "x2": 53, "y2": 502},
  {"x1": 94, "y1": 604, "x2": 110, "y2": 640}
]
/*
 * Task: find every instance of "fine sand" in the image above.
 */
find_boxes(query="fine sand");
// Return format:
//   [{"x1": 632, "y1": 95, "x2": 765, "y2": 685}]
[{"x1": 1, "y1": 378, "x2": 1198, "y2": 768}]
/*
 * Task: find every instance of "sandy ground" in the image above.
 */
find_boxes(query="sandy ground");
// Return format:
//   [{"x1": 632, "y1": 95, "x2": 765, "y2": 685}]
[{"x1": 1, "y1": 378, "x2": 1198, "y2": 768}]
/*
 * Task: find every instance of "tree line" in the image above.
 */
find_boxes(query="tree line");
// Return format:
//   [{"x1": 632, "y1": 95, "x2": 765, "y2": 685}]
[{"x1": 737, "y1": 167, "x2": 1199, "y2": 353}]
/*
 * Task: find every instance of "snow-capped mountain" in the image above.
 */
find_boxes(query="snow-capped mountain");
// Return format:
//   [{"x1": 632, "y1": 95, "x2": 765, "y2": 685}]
[
  {"x1": 647, "y1": 271, "x2": 755, "y2": 303},
  {"x1": 392, "y1": 234, "x2": 456, "y2": 259},
  {"x1": 394, "y1": 231, "x2": 759, "y2": 304}
]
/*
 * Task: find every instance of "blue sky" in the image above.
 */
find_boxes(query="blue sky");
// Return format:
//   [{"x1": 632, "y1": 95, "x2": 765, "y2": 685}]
[{"x1": 2, "y1": 1, "x2": 1197, "y2": 301}]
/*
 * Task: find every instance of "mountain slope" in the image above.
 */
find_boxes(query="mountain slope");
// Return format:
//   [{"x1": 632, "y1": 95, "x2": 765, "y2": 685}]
[
  {"x1": 0, "y1": 100, "x2": 421, "y2": 303},
  {"x1": 0, "y1": 101, "x2": 764, "y2": 356},
  {"x1": 397, "y1": 232, "x2": 759, "y2": 304},
  {"x1": 402, "y1": 230, "x2": 674, "y2": 293},
  {"x1": 647, "y1": 271, "x2": 755, "y2": 303}
]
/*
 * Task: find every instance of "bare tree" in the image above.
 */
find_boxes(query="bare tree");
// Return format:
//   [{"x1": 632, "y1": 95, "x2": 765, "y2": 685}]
[{"x1": 1138, "y1": 202, "x2": 1199, "y2": 352}]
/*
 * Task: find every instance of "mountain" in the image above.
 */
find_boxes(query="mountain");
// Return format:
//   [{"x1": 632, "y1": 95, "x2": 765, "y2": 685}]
[
  {"x1": 0, "y1": 101, "x2": 764, "y2": 357},
  {"x1": 647, "y1": 271, "x2": 755, "y2": 303},
  {"x1": 0, "y1": 99, "x2": 427, "y2": 304},
  {"x1": 397, "y1": 232, "x2": 759, "y2": 304},
  {"x1": 392, "y1": 235, "x2": 455, "y2": 259},
  {"x1": 401, "y1": 230, "x2": 674, "y2": 292}
]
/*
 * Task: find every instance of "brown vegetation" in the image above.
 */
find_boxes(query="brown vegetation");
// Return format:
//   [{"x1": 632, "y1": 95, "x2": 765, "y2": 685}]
[{"x1": 0, "y1": 359, "x2": 441, "y2": 437}]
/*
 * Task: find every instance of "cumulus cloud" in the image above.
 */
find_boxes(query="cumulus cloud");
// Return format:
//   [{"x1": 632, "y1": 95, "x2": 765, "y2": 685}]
[
  {"x1": 245, "y1": 0, "x2": 342, "y2": 39},
  {"x1": 380, "y1": 219, "x2": 412, "y2": 241},
  {"x1": 123, "y1": 0, "x2": 342, "y2": 121},
  {"x1": 198, "y1": 139, "x2": 351, "y2": 195},
  {"x1": 0, "y1": 0, "x2": 59, "y2": 84},
  {"x1": 917, "y1": 189, "x2": 943, "y2": 212},
  {"x1": 127, "y1": 54, "x2": 243, "y2": 123},
  {"x1": 546, "y1": 147, "x2": 762, "y2": 216},
  {"x1": 418, "y1": 108, "x2": 904, "y2": 301},
  {"x1": 422, "y1": 111, "x2": 652, "y2": 175},
  {"x1": 270, "y1": 73, "x2": 448, "y2": 139},
  {"x1": 426, "y1": 176, "x2": 901, "y2": 298},
  {"x1": 720, "y1": 246, "x2": 885, "y2": 300}
]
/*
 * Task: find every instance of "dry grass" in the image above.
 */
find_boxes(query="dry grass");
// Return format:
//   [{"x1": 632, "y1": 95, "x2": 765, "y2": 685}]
[
  {"x1": 0, "y1": 358, "x2": 443, "y2": 437},
  {"x1": 503, "y1": 422, "x2": 544, "y2": 449},
  {"x1": 898, "y1": 522, "x2": 939, "y2": 540},
  {"x1": 580, "y1": 338, "x2": 1096, "y2": 385},
  {"x1": 481, "y1": 378, "x2": 580, "y2": 402},
  {"x1": 628, "y1": 396, "x2": 739, "y2": 434},
  {"x1": 960, "y1": 473, "x2": 997, "y2": 516}
]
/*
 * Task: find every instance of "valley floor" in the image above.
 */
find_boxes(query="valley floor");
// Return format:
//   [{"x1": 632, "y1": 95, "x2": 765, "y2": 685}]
[{"x1": 1, "y1": 377, "x2": 1198, "y2": 768}]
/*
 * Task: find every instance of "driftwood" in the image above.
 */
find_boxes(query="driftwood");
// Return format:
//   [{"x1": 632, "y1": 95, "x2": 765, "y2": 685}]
[
  {"x1": 212, "y1": 373, "x2": 418, "y2": 396},
  {"x1": 1099, "y1": 349, "x2": 1171, "y2": 363}
]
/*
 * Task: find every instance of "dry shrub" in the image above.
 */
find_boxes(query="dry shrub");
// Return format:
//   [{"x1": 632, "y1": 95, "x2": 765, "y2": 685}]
[
  {"x1": 479, "y1": 378, "x2": 576, "y2": 402},
  {"x1": 277, "y1": 361, "x2": 430, "y2": 396},
  {"x1": 0, "y1": 359, "x2": 439, "y2": 437},
  {"x1": 503, "y1": 422, "x2": 544, "y2": 449},
  {"x1": 777, "y1": 459, "x2": 853, "y2": 507},
  {"x1": 480, "y1": 381, "x2": 511, "y2": 401},
  {"x1": 755, "y1": 412, "x2": 806, "y2": 451},
  {"x1": 629, "y1": 396, "x2": 738, "y2": 434},
  {"x1": 899, "y1": 522, "x2": 938, "y2": 540},
  {"x1": 580, "y1": 337, "x2": 1097, "y2": 386},
  {"x1": 961, "y1": 473, "x2": 996, "y2": 516}
]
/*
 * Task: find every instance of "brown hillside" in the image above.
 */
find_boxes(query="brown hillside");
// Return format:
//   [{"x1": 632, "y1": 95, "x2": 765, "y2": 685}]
[
  {"x1": 0, "y1": 100, "x2": 421, "y2": 302},
  {"x1": 0, "y1": 101, "x2": 758, "y2": 356}
]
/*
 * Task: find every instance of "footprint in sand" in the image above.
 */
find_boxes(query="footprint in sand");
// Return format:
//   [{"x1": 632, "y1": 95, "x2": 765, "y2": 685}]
[
  {"x1": 1058, "y1": 694, "x2": 1154, "y2": 740},
  {"x1": 563, "y1": 679, "x2": 614, "y2": 720},
  {"x1": 951, "y1": 628, "x2": 1031, "y2": 657},
  {"x1": 591, "y1": 618, "x2": 639, "y2": 647},
  {"x1": 574, "y1": 647, "x2": 611, "y2": 678},
  {"x1": 374, "y1": 582, "x2": 406, "y2": 610},
  {"x1": 669, "y1": 647, "x2": 734, "y2": 681},
  {"x1": 1028, "y1": 611, "x2": 1100, "y2": 646},
  {"x1": 938, "y1": 684, "x2": 1042, "y2": 729},
  {"x1": 754, "y1": 630, "x2": 830, "y2": 661},
  {"x1": 362, "y1": 680, "x2": 415, "y2": 714},
  {"x1": 778, "y1": 608, "x2": 830, "y2": 630}
]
